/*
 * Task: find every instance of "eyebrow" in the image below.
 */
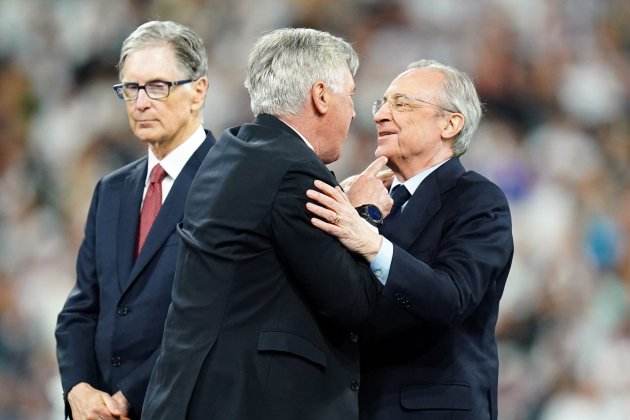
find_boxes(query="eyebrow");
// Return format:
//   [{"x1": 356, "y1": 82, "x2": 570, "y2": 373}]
[{"x1": 121, "y1": 78, "x2": 170, "y2": 85}]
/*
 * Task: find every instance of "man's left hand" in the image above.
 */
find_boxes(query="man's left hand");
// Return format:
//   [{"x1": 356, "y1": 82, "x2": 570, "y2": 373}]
[
  {"x1": 112, "y1": 391, "x2": 130, "y2": 420},
  {"x1": 306, "y1": 180, "x2": 382, "y2": 261}
]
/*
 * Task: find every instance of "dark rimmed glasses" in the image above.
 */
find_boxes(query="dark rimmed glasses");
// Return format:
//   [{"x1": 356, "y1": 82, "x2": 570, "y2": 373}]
[
  {"x1": 372, "y1": 94, "x2": 458, "y2": 116},
  {"x1": 112, "y1": 79, "x2": 194, "y2": 101}
]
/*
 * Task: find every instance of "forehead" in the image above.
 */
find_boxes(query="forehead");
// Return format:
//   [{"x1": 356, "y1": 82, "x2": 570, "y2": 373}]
[
  {"x1": 385, "y1": 68, "x2": 445, "y2": 97},
  {"x1": 120, "y1": 44, "x2": 184, "y2": 82}
]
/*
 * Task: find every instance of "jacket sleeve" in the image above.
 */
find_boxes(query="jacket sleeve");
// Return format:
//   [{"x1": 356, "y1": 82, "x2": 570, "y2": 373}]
[
  {"x1": 55, "y1": 181, "x2": 102, "y2": 413},
  {"x1": 379, "y1": 181, "x2": 513, "y2": 328},
  {"x1": 116, "y1": 347, "x2": 159, "y2": 414},
  {"x1": 270, "y1": 160, "x2": 382, "y2": 330}
]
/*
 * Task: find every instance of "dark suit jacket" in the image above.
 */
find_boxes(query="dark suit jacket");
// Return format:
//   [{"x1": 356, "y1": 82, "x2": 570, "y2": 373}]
[
  {"x1": 359, "y1": 158, "x2": 513, "y2": 420},
  {"x1": 142, "y1": 114, "x2": 381, "y2": 420},
  {"x1": 55, "y1": 132, "x2": 215, "y2": 418}
]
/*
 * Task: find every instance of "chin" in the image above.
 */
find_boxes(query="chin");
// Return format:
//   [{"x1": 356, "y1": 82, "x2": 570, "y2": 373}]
[
  {"x1": 133, "y1": 128, "x2": 158, "y2": 143},
  {"x1": 374, "y1": 147, "x2": 388, "y2": 159},
  {"x1": 322, "y1": 155, "x2": 339, "y2": 165},
  {"x1": 321, "y1": 149, "x2": 341, "y2": 164}
]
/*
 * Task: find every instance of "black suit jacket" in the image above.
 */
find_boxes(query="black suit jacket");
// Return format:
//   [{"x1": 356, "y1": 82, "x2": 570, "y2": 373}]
[
  {"x1": 359, "y1": 158, "x2": 513, "y2": 420},
  {"x1": 142, "y1": 114, "x2": 381, "y2": 420},
  {"x1": 55, "y1": 132, "x2": 215, "y2": 418}
]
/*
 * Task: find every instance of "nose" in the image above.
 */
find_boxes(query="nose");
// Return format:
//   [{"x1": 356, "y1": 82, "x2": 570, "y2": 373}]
[
  {"x1": 373, "y1": 101, "x2": 391, "y2": 124},
  {"x1": 134, "y1": 88, "x2": 152, "y2": 110}
]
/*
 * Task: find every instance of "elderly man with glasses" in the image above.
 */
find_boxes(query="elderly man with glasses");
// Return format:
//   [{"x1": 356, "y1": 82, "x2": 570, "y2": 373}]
[
  {"x1": 307, "y1": 60, "x2": 514, "y2": 420},
  {"x1": 55, "y1": 20, "x2": 215, "y2": 420}
]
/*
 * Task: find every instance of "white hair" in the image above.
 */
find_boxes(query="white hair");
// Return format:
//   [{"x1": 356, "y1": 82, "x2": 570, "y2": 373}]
[
  {"x1": 244, "y1": 28, "x2": 359, "y2": 116},
  {"x1": 407, "y1": 59, "x2": 482, "y2": 157},
  {"x1": 118, "y1": 20, "x2": 208, "y2": 81}
]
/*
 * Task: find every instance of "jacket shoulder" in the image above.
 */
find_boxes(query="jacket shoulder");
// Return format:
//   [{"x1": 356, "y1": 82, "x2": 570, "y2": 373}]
[
  {"x1": 100, "y1": 156, "x2": 146, "y2": 185},
  {"x1": 456, "y1": 171, "x2": 509, "y2": 203}
]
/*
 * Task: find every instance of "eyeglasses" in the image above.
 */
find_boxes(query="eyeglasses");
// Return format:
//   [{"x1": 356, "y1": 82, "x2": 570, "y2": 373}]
[
  {"x1": 372, "y1": 94, "x2": 458, "y2": 116},
  {"x1": 112, "y1": 79, "x2": 194, "y2": 101}
]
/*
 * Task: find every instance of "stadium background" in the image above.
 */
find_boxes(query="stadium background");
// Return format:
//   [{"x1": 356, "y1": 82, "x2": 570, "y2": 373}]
[{"x1": 0, "y1": 0, "x2": 628, "y2": 418}]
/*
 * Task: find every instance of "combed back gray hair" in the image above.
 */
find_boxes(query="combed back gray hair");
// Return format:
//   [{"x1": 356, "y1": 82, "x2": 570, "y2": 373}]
[
  {"x1": 118, "y1": 20, "x2": 207, "y2": 80},
  {"x1": 407, "y1": 60, "x2": 482, "y2": 157},
  {"x1": 244, "y1": 28, "x2": 359, "y2": 116}
]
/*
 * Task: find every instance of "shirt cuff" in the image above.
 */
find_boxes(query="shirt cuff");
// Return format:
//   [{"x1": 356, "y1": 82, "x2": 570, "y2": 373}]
[{"x1": 370, "y1": 237, "x2": 393, "y2": 285}]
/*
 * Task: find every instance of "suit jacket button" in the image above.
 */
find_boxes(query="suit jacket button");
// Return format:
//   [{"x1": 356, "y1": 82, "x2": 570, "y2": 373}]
[
  {"x1": 349, "y1": 332, "x2": 359, "y2": 343},
  {"x1": 117, "y1": 306, "x2": 129, "y2": 316},
  {"x1": 350, "y1": 380, "x2": 360, "y2": 392},
  {"x1": 111, "y1": 356, "x2": 121, "y2": 367}
]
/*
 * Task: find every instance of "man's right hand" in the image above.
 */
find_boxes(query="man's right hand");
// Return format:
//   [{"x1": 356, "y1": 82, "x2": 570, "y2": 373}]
[
  {"x1": 340, "y1": 158, "x2": 394, "y2": 193},
  {"x1": 345, "y1": 157, "x2": 393, "y2": 217},
  {"x1": 67, "y1": 382, "x2": 125, "y2": 420}
]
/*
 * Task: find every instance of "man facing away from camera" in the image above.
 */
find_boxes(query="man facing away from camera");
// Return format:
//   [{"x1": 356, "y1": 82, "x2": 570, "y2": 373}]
[
  {"x1": 55, "y1": 21, "x2": 215, "y2": 420},
  {"x1": 141, "y1": 28, "x2": 392, "y2": 420},
  {"x1": 306, "y1": 60, "x2": 514, "y2": 420}
]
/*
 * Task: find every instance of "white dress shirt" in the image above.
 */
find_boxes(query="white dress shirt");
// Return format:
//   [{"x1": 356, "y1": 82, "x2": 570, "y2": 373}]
[{"x1": 143, "y1": 125, "x2": 206, "y2": 204}]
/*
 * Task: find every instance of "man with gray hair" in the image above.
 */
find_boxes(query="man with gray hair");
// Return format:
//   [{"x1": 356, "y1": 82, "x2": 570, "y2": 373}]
[
  {"x1": 55, "y1": 20, "x2": 215, "y2": 420},
  {"x1": 142, "y1": 28, "x2": 390, "y2": 420},
  {"x1": 306, "y1": 60, "x2": 513, "y2": 419}
]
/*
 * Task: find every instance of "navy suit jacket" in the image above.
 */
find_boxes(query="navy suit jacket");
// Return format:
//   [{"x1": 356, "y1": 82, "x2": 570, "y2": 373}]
[
  {"x1": 55, "y1": 132, "x2": 215, "y2": 418},
  {"x1": 359, "y1": 158, "x2": 513, "y2": 420}
]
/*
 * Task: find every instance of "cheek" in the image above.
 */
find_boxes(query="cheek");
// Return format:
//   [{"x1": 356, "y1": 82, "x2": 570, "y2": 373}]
[
  {"x1": 338, "y1": 107, "x2": 352, "y2": 129},
  {"x1": 397, "y1": 121, "x2": 426, "y2": 153},
  {"x1": 160, "y1": 104, "x2": 187, "y2": 129}
]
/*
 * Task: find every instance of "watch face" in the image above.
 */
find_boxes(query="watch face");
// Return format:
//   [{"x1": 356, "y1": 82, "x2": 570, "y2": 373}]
[{"x1": 367, "y1": 205, "x2": 382, "y2": 221}]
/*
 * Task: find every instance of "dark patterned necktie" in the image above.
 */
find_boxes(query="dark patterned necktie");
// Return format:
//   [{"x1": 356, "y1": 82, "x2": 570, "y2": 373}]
[
  {"x1": 380, "y1": 184, "x2": 411, "y2": 236},
  {"x1": 136, "y1": 164, "x2": 167, "y2": 256},
  {"x1": 389, "y1": 184, "x2": 411, "y2": 218}
]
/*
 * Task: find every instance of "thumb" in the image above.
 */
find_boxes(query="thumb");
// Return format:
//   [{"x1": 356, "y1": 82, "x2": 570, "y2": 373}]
[{"x1": 102, "y1": 394, "x2": 122, "y2": 416}]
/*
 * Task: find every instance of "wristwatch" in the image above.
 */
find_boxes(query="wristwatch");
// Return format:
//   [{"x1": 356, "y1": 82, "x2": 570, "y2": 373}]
[{"x1": 355, "y1": 204, "x2": 383, "y2": 227}]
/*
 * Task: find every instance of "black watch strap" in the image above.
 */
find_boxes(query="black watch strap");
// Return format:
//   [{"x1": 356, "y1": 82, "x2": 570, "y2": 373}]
[{"x1": 355, "y1": 204, "x2": 383, "y2": 226}]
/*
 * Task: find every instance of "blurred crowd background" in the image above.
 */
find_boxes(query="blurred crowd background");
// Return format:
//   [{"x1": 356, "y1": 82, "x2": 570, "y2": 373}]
[{"x1": 0, "y1": 0, "x2": 628, "y2": 418}]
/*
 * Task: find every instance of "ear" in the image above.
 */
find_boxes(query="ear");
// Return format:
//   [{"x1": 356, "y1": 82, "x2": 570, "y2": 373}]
[
  {"x1": 191, "y1": 77, "x2": 209, "y2": 111},
  {"x1": 441, "y1": 112, "x2": 464, "y2": 140},
  {"x1": 310, "y1": 81, "x2": 329, "y2": 115}
]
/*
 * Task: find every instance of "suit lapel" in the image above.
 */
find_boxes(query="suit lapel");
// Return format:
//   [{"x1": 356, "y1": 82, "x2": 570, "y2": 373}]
[
  {"x1": 380, "y1": 176, "x2": 441, "y2": 249},
  {"x1": 116, "y1": 160, "x2": 146, "y2": 292},
  {"x1": 380, "y1": 158, "x2": 466, "y2": 249},
  {"x1": 121, "y1": 136, "x2": 213, "y2": 295}
]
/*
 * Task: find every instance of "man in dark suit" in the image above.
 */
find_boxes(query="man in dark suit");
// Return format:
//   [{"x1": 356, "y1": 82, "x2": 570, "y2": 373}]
[
  {"x1": 307, "y1": 60, "x2": 513, "y2": 420},
  {"x1": 55, "y1": 21, "x2": 215, "y2": 420},
  {"x1": 141, "y1": 28, "x2": 391, "y2": 420}
]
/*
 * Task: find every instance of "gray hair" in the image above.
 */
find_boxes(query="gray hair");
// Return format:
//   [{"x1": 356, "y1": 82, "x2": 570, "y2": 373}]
[
  {"x1": 407, "y1": 60, "x2": 482, "y2": 157},
  {"x1": 118, "y1": 21, "x2": 208, "y2": 80},
  {"x1": 244, "y1": 28, "x2": 359, "y2": 117}
]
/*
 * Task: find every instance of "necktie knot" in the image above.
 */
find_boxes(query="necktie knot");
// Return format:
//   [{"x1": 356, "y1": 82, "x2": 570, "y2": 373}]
[
  {"x1": 390, "y1": 184, "x2": 411, "y2": 212},
  {"x1": 149, "y1": 164, "x2": 167, "y2": 184}
]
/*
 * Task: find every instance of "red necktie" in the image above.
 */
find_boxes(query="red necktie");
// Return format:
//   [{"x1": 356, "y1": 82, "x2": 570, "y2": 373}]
[{"x1": 136, "y1": 164, "x2": 167, "y2": 256}]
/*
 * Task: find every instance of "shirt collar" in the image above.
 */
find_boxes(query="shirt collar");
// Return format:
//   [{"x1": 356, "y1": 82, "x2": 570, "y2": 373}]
[
  {"x1": 278, "y1": 118, "x2": 315, "y2": 151},
  {"x1": 390, "y1": 158, "x2": 450, "y2": 195},
  {"x1": 146, "y1": 125, "x2": 206, "y2": 183}
]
